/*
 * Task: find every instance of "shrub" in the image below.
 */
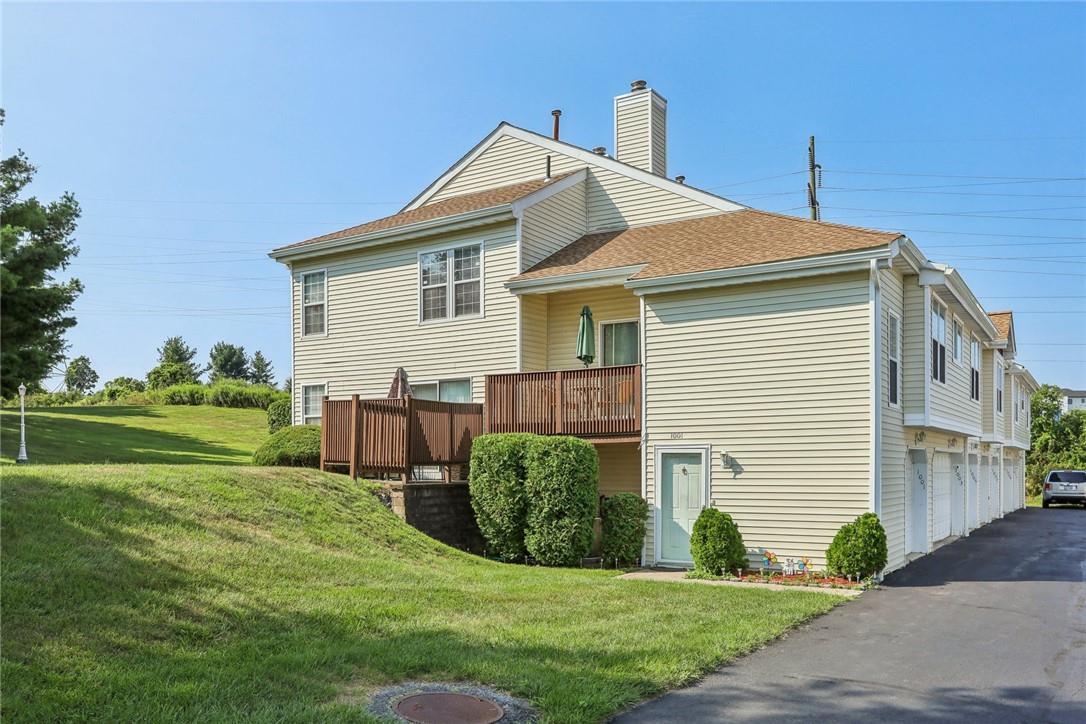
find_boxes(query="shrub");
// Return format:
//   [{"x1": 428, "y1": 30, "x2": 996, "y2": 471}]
[
  {"x1": 103, "y1": 376, "x2": 146, "y2": 401},
  {"x1": 252, "y1": 425, "x2": 321, "y2": 468},
  {"x1": 206, "y1": 382, "x2": 285, "y2": 410},
  {"x1": 826, "y1": 512, "x2": 888, "y2": 579},
  {"x1": 2, "y1": 390, "x2": 84, "y2": 408},
  {"x1": 601, "y1": 493, "x2": 649, "y2": 568},
  {"x1": 468, "y1": 433, "x2": 537, "y2": 561},
  {"x1": 154, "y1": 384, "x2": 208, "y2": 406},
  {"x1": 524, "y1": 436, "x2": 599, "y2": 566},
  {"x1": 267, "y1": 398, "x2": 292, "y2": 434},
  {"x1": 690, "y1": 508, "x2": 747, "y2": 576},
  {"x1": 146, "y1": 361, "x2": 199, "y2": 390}
]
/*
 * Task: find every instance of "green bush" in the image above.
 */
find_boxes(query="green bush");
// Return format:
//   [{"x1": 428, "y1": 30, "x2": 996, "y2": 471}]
[
  {"x1": 103, "y1": 376, "x2": 146, "y2": 401},
  {"x1": 2, "y1": 390, "x2": 84, "y2": 408},
  {"x1": 267, "y1": 398, "x2": 292, "y2": 434},
  {"x1": 468, "y1": 433, "x2": 537, "y2": 561},
  {"x1": 154, "y1": 384, "x2": 208, "y2": 406},
  {"x1": 690, "y1": 508, "x2": 747, "y2": 576},
  {"x1": 524, "y1": 436, "x2": 599, "y2": 566},
  {"x1": 826, "y1": 512, "x2": 888, "y2": 579},
  {"x1": 206, "y1": 382, "x2": 285, "y2": 410},
  {"x1": 146, "y1": 361, "x2": 200, "y2": 390},
  {"x1": 252, "y1": 425, "x2": 321, "y2": 468},
  {"x1": 601, "y1": 493, "x2": 649, "y2": 568}
]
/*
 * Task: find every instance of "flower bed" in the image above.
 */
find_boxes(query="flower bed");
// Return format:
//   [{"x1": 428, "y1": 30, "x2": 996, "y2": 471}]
[{"x1": 685, "y1": 569, "x2": 870, "y2": 590}]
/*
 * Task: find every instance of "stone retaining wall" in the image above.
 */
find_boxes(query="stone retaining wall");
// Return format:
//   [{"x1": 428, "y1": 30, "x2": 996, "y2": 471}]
[{"x1": 378, "y1": 482, "x2": 484, "y2": 554}]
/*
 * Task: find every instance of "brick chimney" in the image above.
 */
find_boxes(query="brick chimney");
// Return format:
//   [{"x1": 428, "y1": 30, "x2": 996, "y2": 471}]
[{"x1": 614, "y1": 80, "x2": 667, "y2": 176}]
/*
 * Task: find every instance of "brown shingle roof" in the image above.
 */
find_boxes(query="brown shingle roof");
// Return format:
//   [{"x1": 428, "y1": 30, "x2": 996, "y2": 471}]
[
  {"x1": 276, "y1": 175, "x2": 571, "y2": 251},
  {"x1": 988, "y1": 311, "x2": 1013, "y2": 340},
  {"x1": 513, "y1": 209, "x2": 901, "y2": 282}
]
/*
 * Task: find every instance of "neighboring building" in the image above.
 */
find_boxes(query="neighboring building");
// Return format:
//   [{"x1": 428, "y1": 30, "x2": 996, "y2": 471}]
[
  {"x1": 271, "y1": 80, "x2": 1038, "y2": 574},
  {"x1": 1060, "y1": 389, "x2": 1086, "y2": 414}
]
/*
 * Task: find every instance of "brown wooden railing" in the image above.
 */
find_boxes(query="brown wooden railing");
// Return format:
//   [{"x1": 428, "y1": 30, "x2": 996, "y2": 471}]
[
  {"x1": 485, "y1": 364, "x2": 641, "y2": 440},
  {"x1": 320, "y1": 395, "x2": 484, "y2": 479}
]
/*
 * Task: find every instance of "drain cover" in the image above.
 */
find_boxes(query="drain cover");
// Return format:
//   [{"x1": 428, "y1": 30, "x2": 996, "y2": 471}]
[{"x1": 394, "y1": 692, "x2": 504, "y2": 724}]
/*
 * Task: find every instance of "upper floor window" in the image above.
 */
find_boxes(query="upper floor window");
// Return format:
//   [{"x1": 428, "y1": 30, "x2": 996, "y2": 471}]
[
  {"x1": 996, "y1": 361, "x2": 1004, "y2": 414},
  {"x1": 970, "y1": 337, "x2": 981, "y2": 402},
  {"x1": 953, "y1": 319, "x2": 963, "y2": 365},
  {"x1": 413, "y1": 378, "x2": 472, "y2": 403},
  {"x1": 420, "y1": 244, "x2": 482, "y2": 322},
  {"x1": 301, "y1": 271, "x2": 326, "y2": 336},
  {"x1": 887, "y1": 311, "x2": 900, "y2": 407},
  {"x1": 601, "y1": 320, "x2": 640, "y2": 366},
  {"x1": 931, "y1": 301, "x2": 947, "y2": 384},
  {"x1": 302, "y1": 383, "x2": 326, "y2": 425}
]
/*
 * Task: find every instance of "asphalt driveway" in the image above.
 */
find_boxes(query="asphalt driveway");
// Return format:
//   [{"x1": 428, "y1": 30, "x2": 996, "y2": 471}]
[{"x1": 616, "y1": 508, "x2": 1086, "y2": 723}]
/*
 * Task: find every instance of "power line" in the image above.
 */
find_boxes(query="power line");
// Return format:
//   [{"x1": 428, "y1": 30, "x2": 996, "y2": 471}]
[
  {"x1": 819, "y1": 137, "x2": 1084, "y2": 144},
  {"x1": 823, "y1": 168, "x2": 1086, "y2": 182},
  {"x1": 950, "y1": 266, "x2": 1086, "y2": 277},
  {"x1": 704, "y1": 170, "x2": 805, "y2": 190}
]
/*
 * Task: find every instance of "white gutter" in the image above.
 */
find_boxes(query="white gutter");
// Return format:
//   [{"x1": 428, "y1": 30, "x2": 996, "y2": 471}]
[{"x1": 506, "y1": 265, "x2": 648, "y2": 295}]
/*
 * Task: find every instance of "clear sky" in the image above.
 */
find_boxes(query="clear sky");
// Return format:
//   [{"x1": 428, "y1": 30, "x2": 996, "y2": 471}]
[{"x1": 4, "y1": 1, "x2": 1084, "y2": 389}]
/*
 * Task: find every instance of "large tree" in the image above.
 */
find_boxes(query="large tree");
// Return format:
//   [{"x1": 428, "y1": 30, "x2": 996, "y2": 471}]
[
  {"x1": 248, "y1": 350, "x2": 274, "y2": 386},
  {"x1": 146, "y1": 336, "x2": 203, "y2": 388},
  {"x1": 63, "y1": 355, "x2": 98, "y2": 394},
  {"x1": 208, "y1": 341, "x2": 249, "y2": 382},
  {"x1": 1, "y1": 110, "x2": 83, "y2": 397},
  {"x1": 1027, "y1": 384, "x2": 1086, "y2": 495}
]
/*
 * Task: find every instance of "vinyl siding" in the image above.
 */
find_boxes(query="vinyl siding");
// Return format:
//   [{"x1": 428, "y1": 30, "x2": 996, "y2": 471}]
[
  {"x1": 519, "y1": 294, "x2": 548, "y2": 372},
  {"x1": 642, "y1": 272, "x2": 872, "y2": 568},
  {"x1": 929, "y1": 292, "x2": 983, "y2": 436},
  {"x1": 596, "y1": 442, "x2": 641, "y2": 497},
  {"x1": 902, "y1": 276, "x2": 925, "y2": 416},
  {"x1": 544, "y1": 286, "x2": 640, "y2": 370},
  {"x1": 429, "y1": 134, "x2": 725, "y2": 231},
  {"x1": 983, "y1": 351, "x2": 1006, "y2": 441},
  {"x1": 614, "y1": 91, "x2": 666, "y2": 175},
  {"x1": 290, "y1": 222, "x2": 518, "y2": 420},
  {"x1": 880, "y1": 267, "x2": 907, "y2": 572},
  {"x1": 519, "y1": 179, "x2": 587, "y2": 271}
]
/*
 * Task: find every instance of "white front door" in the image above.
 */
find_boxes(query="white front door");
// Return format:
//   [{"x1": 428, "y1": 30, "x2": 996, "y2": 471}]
[
  {"x1": 659, "y1": 450, "x2": 705, "y2": 564},
  {"x1": 932, "y1": 452, "x2": 952, "y2": 541}
]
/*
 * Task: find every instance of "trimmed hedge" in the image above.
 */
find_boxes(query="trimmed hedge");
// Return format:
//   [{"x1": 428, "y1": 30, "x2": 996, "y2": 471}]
[
  {"x1": 826, "y1": 512, "x2": 887, "y2": 579},
  {"x1": 690, "y1": 508, "x2": 747, "y2": 576},
  {"x1": 267, "y1": 398, "x2": 292, "y2": 434},
  {"x1": 601, "y1": 493, "x2": 649, "y2": 568},
  {"x1": 468, "y1": 433, "x2": 536, "y2": 561},
  {"x1": 252, "y1": 425, "x2": 321, "y2": 468},
  {"x1": 524, "y1": 436, "x2": 599, "y2": 566}
]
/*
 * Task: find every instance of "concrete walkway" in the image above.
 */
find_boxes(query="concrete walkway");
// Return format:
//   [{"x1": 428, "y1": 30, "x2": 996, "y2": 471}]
[{"x1": 615, "y1": 508, "x2": 1086, "y2": 723}]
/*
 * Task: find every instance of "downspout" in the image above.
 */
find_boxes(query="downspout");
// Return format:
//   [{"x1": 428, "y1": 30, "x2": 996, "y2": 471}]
[
  {"x1": 639, "y1": 295, "x2": 650, "y2": 564},
  {"x1": 869, "y1": 260, "x2": 883, "y2": 519},
  {"x1": 289, "y1": 262, "x2": 297, "y2": 425}
]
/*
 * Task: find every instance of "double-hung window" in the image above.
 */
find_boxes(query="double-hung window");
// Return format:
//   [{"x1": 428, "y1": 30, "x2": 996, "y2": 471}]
[
  {"x1": 302, "y1": 383, "x2": 326, "y2": 425},
  {"x1": 931, "y1": 301, "x2": 947, "y2": 384},
  {"x1": 887, "y1": 311, "x2": 901, "y2": 407},
  {"x1": 996, "y1": 360, "x2": 1004, "y2": 414},
  {"x1": 412, "y1": 378, "x2": 472, "y2": 403},
  {"x1": 601, "y1": 320, "x2": 640, "y2": 366},
  {"x1": 301, "y1": 271, "x2": 327, "y2": 336},
  {"x1": 420, "y1": 244, "x2": 482, "y2": 322},
  {"x1": 953, "y1": 319, "x2": 963, "y2": 365},
  {"x1": 970, "y1": 337, "x2": 981, "y2": 402}
]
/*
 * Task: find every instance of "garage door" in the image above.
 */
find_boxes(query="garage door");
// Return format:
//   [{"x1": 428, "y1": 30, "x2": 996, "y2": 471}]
[
  {"x1": 989, "y1": 458, "x2": 1001, "y2": 521},
  {"x1": 932, "y1": 452, "x2": 952, "y2": 541},
  {"x1": 1003, "y1": 458, "x2": 1017, "y2": 514}
]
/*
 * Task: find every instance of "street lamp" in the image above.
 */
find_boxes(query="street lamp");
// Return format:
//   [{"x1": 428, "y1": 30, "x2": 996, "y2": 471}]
[{"x1": 16, "y1": 383, "x2": 29, "y2": 464}]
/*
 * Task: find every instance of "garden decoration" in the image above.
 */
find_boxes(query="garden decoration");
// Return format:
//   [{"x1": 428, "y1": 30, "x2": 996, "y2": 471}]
[{"x1": 760, "y1": 549, "x2": 777, "y2": 572}]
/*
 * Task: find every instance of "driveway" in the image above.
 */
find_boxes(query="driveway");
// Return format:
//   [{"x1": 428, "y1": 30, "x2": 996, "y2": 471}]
[{"x1": 615, "y1": 508, "x2": 1086, "y2": 723}]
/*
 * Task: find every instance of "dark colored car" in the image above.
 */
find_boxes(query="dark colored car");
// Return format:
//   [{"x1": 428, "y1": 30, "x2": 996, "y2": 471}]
[{"x1": 1042, "y1": 470, "x2": 1086, "y2": 508}]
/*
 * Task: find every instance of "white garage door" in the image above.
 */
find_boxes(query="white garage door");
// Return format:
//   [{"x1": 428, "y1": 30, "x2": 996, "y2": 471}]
[
  {"x1": 933, "y1": 452, "x2": 952, "y2": 541},
  {"x1": 989, "y1": 458, "x2": 1001, "y2": 521},
  {"x1": 1003, "y1": 458, "x2": 1017, "y2": 514}
]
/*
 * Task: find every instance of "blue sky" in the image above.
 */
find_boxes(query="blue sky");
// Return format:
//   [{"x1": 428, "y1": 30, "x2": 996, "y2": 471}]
[{"x1": 4, "y1": 1, "x2": 1084, "y2": 389}]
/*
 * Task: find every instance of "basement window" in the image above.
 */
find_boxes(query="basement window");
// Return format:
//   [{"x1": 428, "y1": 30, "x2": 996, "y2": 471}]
[{"x1": 419, "y1": 243, "x2": 482, "y2": 322}]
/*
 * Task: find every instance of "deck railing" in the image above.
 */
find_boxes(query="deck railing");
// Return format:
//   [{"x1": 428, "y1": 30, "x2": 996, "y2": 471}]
[
  {"x1": 320, "y1": 395, "x2": 484, "y2": 479},
  {"x1": 485, "y1": 364, "x2": 641, "y2": 439}
]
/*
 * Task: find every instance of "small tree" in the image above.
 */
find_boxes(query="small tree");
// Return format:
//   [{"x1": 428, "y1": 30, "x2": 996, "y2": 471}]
[
  {"x1": 147, "y1": 361, "x2": 199, "y2": 389},
  {"x1": 282, "y1": 377, "x2": 292, "y2": 393},
  {"x1": 249, "y1": 351, "x2": 274, "y2": 385},
  {"x1": 103, "y1": 376, "x2": 145, "y2": 401},
  {"x1": 690, "y1": 508, "x2": 747, "y2": 576},
  {"x1": 208, "y1": 341, "x2": 249, "y2": 382},
  {"x1": 63, "y1": 355, "x2": 98, "y2": 394}
]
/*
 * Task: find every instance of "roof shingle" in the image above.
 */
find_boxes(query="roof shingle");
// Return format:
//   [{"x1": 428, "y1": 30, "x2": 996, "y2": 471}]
[{"x1": 988, "y1": 311, "x2": 1013, "y2": 340}]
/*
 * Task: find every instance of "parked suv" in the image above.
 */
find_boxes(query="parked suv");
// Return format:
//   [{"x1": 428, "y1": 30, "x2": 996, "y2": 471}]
[{"x1": 1042, "y1": 470, "x2": 1086, "y2": 508}]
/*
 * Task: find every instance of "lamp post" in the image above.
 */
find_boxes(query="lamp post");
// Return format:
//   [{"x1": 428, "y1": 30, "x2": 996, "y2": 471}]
[{"x1": 16, "y1": 383, "x2": 29, "y2": 464}]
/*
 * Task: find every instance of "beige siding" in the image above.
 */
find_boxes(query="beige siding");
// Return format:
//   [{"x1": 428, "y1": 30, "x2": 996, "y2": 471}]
[
  {"x1": 983, "y1": 350, "x2": 1007, "y2": 440},
  {"x1": 429, "y1": 134, "x2": 724, "y2": 232},
  {"x1": 544, "y1": 286, "x2": 640, "y2": 370},
  {"x1": 902, "y1": 276, "x2": 925, "y2": 415},
  {"x1": 929, "y1": 292, "x2": 984, "y2": 435},
  {"x1": 596, "y1": 442, "x2": 641, "y2": 497},
  {"x1": 880, "y1": 268, "x2": 907, "y2": 572},
  {"x1": 519, "y1": 179, "x2": 587, "y2": 271},
  {"x1": 643, "y1": 272, "x2": 872, "y2": 568},
  {"x1": 519, "y1": 294, "x2": 548, "y2": 372},
  {"x1": 614, "y1": 91, "x2": 666, "y2": 176},
  {"x1": 291, "y1": 222, "x2": 518, "y2": 420}
]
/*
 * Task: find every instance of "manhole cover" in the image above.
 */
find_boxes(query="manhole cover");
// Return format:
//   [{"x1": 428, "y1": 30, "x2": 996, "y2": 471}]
[{"x1": 394, "y1": 692, "x2": 504, "y2": 724}]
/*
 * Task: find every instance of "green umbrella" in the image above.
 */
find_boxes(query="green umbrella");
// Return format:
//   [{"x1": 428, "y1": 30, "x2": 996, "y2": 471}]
[{"x1": 576, "y1": 305, "x2": 595, "y2": 367}]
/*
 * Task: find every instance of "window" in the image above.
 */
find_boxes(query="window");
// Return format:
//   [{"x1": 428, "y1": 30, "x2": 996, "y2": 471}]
[
  {"x1": 1013, "y1": 379, "x2": 1020, "y2": 422},
  {"x1": 412, "y1": 378, "x2": 472, "y2": 403},
  {"x1": 420, "y1": 244, "x2": 481, "y2": 322},
  {"x1": 931, "y1": 301, "x2": 947, "y2": 384},
  {"x1": 887, "y1": 311, "x2": 900, "y2": 407},
  {"x1": 302, "y1": 384, "x2": 326, "y2": 425},
  {"x1": 953, "y1": 319, "x2": 963, "y2": 365},
  {"x1": 301, "y1": 271, "x2": 326, "y2": 336},
  {"x1": 601, "y1": 320, "x2": 640, "y2": 366},
  {"x1": 970, "y1": 337, "x2": 981, "y2": 402},
  {"x1": 996, "y1": 361, "x2": 1004, "y2": 414}
]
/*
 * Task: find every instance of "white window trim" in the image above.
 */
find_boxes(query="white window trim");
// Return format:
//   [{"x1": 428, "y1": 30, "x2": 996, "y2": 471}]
[
  {"x1": 301, "y1": 382, "x2": 328, "y2": 425},
  {"x1": 995, "y1": 359, "x2": 1005, "y2": 415},
  {"x1": 409, "y1": 377, "x2": 474, "y2": 402},
  {"x1": 653, "y1": 443, "x2": 711, "y2": 567},
  {"x1": 931, "y1": 300, "x2": 948, "y2": 385},
  {"x1": 597, "y1": 317, "x2": 641, "y2": 367},
  {"x1": 887, "y1": 310, "x2": 901, "y2": 409},
  {"x1": 299, "y1": 269, "x2": 328, "y2": 339},
  {"x1": 969, "y1": 335, "x2": 982, "y2": 405},
  {"x1": 417, "y1": 240, "x2": 485, "y2": 326},
  {"x1": 952, "y1": 316, "x2": 965, "y2": 367}
]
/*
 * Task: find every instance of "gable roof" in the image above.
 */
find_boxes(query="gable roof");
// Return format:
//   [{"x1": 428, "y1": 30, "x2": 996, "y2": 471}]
[
  {"x1": 511, "y1": 209, "x2": 902, "y2": 282},
  {"x1": 272, "y1": 174, "x2": 574, "y2": 254},
  {"x1": 988, "y1": 310, "x2": 1014, "y2": 344}
]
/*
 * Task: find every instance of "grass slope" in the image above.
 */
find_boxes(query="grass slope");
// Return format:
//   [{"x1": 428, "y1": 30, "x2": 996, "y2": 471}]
[
  {"x1": 0, "y1": 406, "x2": 267, "y2": 465},
  {"x1": 2, "y1": 465, "x2": 843, "y2": 722}
]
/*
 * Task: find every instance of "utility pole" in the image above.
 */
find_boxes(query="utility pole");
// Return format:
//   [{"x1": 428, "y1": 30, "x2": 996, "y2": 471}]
[{"x1": 808, "y1": 135, "x2": 821, "y2": 221}]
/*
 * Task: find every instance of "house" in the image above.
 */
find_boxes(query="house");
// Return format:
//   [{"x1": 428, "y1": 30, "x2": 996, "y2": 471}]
[
  {"x1": 270, "y1": 80, "x2": 1038, "y2": 573},
  {"x1": 1060, "y1": 388, "x2": 1086, "y2": 414}
]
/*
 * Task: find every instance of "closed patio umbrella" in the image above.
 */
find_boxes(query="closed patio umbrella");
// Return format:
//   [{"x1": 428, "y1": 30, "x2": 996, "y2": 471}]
[
  {"x1": 576, "y1": 305, "x2": 595, "y2": 367},
  {"x1": 387, "y1": 367, "x2": 413, "y2": 398}
]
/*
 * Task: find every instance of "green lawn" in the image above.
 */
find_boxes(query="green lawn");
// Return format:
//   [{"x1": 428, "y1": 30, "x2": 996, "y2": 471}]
[
  {"x1": 0, "y1": 405, "x2": 267, "y2": 465},
  {"x1": 2, "y1": 465, "x2": 844, "y2": 723}
]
